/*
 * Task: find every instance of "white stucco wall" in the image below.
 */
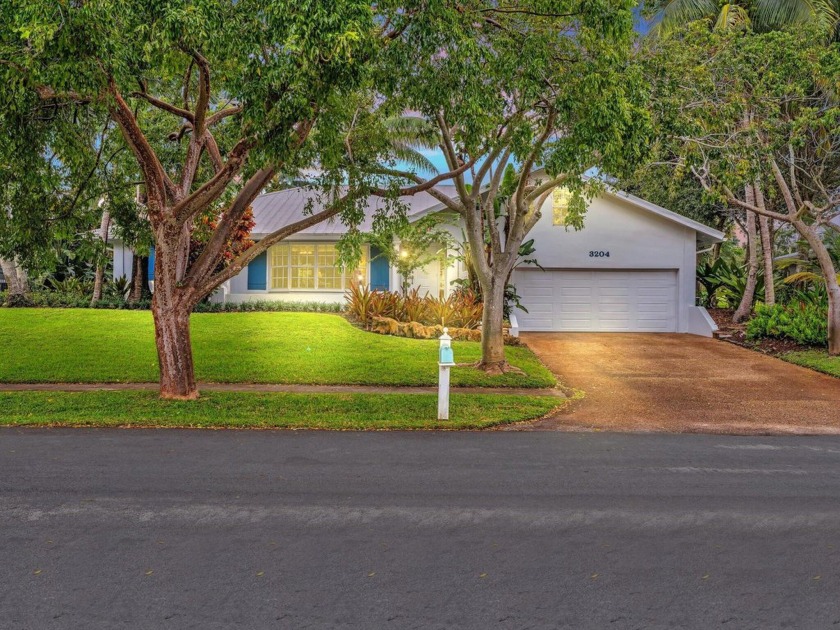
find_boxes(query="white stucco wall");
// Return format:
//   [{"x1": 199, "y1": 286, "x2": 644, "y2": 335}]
[
  {"x1": 509, "y1": 192, "x2": 709, "y2": 334},
  {"x1": 112, "y1": 240, "x2": 134, "y2": 281}
]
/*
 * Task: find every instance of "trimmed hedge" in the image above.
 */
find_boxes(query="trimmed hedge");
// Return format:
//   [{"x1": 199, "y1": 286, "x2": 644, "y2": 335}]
[{"x1": 0, "y1": 290, "x2": 343, "y2": 313}]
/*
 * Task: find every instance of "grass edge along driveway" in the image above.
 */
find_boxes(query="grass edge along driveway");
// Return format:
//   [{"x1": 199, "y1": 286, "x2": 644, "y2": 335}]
[
  {"x1": 783, "y1": 350, "x2": 840, "y2": 379},
  {"x1": 0, "y1": 391, "x2": 562, "y2": 430},
  {"x1": 0, "y1": 309, "x2": 555, "y2": 389}
]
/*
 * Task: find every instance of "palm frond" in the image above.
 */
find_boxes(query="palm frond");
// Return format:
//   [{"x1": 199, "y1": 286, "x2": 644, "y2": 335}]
[
  {"x1": 752, "y1": 0, "x2": 838, "y2": 32},
  {"x1": 383, "y1": 116, "x2": 440, "y2": 150},
  {"x1": 714, "y1": 3, "x2": 751, "y2": 31},
  {"x1": 390, "y1": 143, "x2": 439, "y2": 175},
  {"x1": 648, "y1": 0, "x2": 720, "y2": 35},
  {"x1": 783, "y1": 270, "x2": 840, "y2": 285}
]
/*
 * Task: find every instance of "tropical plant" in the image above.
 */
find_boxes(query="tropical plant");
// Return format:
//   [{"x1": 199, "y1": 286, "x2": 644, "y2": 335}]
[
  {"x1": 368, "y1": 213, "x2": 456, "y2": 295},
  {"x1": 747, "y1": 302, "x2": 828, "y2": 346},
  {"x1": 647, "y1": 0, "x2": 839, "y2": 35},
  {"x1": 345, "y1": 282, "x2": 375, "y2": 328},
  {"x1": 105, "y1": 275, "x2": 132, "y2": 301},
  {"x1": 345, "y1": 285, "x2": 483, "y2": 330}
]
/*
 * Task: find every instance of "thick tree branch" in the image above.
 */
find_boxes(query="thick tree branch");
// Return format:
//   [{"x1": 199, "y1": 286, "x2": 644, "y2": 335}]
[
  {"x1": 206, "y1": 105, "x2": 242, "y2": 127},
  {"x1": 107, "y1": 77, "x2": 178, "y2": 214},
  {"x1": 369, "y1": 156, "x2": 477, "y2": 197},
  {"x1": 514, "y1": 109, "x2": 556, "y2": 216},
  {"x1": 435, "y1": 113, "x2": 470, "y2": 201},
  {"x1": 131, "y1": 90, "x2": 194, "y2": 122},
  {"x1": 172, "y1": 138, "x2": 253, "y2": 224},
  {"x1": 185, "y1": 166, "x2": 277, "y2": 294}
]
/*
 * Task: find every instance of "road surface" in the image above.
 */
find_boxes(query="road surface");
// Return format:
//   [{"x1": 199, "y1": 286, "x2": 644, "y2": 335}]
[{"x1": 1, "y1": 429, "x2": 839, "y2": 629}]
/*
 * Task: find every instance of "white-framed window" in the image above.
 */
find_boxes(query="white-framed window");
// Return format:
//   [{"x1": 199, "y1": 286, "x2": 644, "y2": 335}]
[
  {"x1": 269, "y1": 242, "x2": 368, "y2": 291},
  {"x1": 270, "y1": 244, "x2": 289, "y2": 290}
]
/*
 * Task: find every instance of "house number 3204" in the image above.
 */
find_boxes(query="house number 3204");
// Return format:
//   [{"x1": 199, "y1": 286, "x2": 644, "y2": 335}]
[{"x1": 589, "y1": 250, "x2": 610, "y2": 258}]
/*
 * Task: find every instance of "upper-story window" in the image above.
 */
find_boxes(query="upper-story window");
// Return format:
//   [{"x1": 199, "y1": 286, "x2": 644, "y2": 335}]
[{"x1": 552, "y1": 187, "x2": 572, "y2": 226}]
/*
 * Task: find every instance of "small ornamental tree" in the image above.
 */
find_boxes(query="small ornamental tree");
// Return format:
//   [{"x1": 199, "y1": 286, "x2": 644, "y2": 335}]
[
  {"x1": 374, "y1": 0, "x2": 649, "y2": 373},
  {"x1": 642, "y1": 25, "x2": 840, "y2": 353},
  {"x1": 0, "y1": 0, "x2": 473, "y2": 398},
  {"x1": 369, "y1": 213, "x2": 456, "y2": 295}
]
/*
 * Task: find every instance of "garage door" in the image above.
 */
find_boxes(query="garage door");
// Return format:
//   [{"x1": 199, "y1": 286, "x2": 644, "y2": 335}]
[{"x1": 513, "y1": 269, "x2": 678, "y2": 332}]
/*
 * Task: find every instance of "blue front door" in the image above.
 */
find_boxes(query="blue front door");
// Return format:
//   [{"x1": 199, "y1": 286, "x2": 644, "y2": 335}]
[{"x1": 369, "y1": 245, "x2": 389, "y2": 291}]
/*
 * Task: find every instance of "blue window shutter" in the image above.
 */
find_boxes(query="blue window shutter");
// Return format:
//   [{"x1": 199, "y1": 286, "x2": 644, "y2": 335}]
[
  {"x1": 147, "y1": 245, "x2": 155, "y2": 281},
  {"x1": 247, "y1": 251, "x2": 268, "y2": 290},
  {"x1": 369, "y1": 245, "x2": 389, "y2": 291}
]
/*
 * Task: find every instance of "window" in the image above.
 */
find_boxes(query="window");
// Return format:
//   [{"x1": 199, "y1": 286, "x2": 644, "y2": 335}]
[
  {"x1": 552, "y1": 187, "x2": 572, "y2": 226},
  {"x1": 349, "y1": 247, "x2": 368, "y2": 287},
  {"x1": 268, "y1": 242, "x2": 369, "y2": 291},
  {"x1": 290, "y1": 244, "x2": 316, "y2": 289},
  {"x1": 317, "y1": 245, "x2": 342, "y2": 289},
  {"x1": 270, "y1": 244, "x2": 289, "y2": 289}
]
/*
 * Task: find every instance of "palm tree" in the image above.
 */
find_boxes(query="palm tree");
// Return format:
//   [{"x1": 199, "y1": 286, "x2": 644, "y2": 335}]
[
  {"x1": 648, "y1": 0, "x2": 838, "y2": 35},
  {"x1": 381, "y1": 115, "x2": 440, "y2": 176}
]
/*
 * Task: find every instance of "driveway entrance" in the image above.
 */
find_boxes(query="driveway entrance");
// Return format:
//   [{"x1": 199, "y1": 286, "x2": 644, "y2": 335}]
[{"x1": 520, "y1": 333, "x2": 840, "y2": 434}]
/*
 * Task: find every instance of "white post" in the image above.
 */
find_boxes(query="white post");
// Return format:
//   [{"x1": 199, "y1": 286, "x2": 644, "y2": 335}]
[
  {"x1": 438, "y1": 328, "x2": 454, "y2": 421},
  {"x1": 438, "y1": 364, "x2": 450, "y2": 421}
]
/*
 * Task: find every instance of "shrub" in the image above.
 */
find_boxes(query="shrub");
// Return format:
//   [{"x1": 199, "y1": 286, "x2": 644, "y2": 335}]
[
  {"x1": 1, "y1": 290, "x2": 341, "y2": 313},
  {"x1": 746, "y1": 302, "x2": 827, "y2": 346},
  {"x1": 345, "y1": 285, "x2": 483, "y2": 330}
]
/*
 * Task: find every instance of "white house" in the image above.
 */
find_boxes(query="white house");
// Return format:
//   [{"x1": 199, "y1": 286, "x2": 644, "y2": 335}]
[{"x1": 112, "y1": 180, "x2": 724, "y2": 336}]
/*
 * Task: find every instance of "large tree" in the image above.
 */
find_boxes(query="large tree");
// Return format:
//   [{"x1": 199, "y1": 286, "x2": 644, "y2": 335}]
[
  {"x1": 1, "y1": 0, "x2": 474, "y2": 398},
  {"x1": 642, "y1": 24, "x2": 840, "y2": 352},
  {"x1": 374, "y1": 0, "x2": 648, "y2": 372}
]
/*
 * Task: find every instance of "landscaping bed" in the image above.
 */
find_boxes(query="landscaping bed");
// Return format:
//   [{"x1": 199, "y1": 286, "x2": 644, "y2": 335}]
[
  {"x1": 0, "y1": 391, "x2": 562, "y2": 430},
  {"x1": 709, "y1": 308, "x2": 840, "y2": 378}
]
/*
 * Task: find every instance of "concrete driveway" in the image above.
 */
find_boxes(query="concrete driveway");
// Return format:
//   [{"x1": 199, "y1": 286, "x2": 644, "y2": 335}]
[{"x1": 519, "y1": 333, "x2": 840, "y2": 434}]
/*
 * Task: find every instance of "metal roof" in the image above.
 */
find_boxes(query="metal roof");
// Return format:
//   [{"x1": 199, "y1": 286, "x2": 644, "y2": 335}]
[{"x1": 251, "y1": 186, "x2": 458, "y2": 238}]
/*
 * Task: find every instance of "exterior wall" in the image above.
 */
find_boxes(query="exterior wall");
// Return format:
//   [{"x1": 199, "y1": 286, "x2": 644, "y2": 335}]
[
  {"x1": 112, "y1": 240, "x2": 134, "y2": 281},
  {"x1": 512, "y1": 193, "x2": 702, "y2": 334}
]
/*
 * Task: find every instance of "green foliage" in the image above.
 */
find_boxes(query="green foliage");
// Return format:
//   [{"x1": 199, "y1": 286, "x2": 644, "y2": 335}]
[
  {"x1": 0, "y1": 290, "x2": 341, "y2": 313},
  {"x1": 646, "y1": 0, "x2": 839, "y2": 36},
  {"x1": 367, "y1": 213, "x2": 456, "y2": 294},
  {"x1": 345, "y1": 284, "x2": 484, "y2": 330},
  {"x1": 697, "y1": 252, "x2": 765, "y2": 308},
  {"x1": 746, "y1": 302, "x2": 828, "y2": 346}
]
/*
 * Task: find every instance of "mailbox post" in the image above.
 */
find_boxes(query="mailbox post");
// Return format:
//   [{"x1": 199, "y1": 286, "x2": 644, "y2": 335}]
[{"x1": 438, "y1": 328, "x2": 455, "y2": 420}]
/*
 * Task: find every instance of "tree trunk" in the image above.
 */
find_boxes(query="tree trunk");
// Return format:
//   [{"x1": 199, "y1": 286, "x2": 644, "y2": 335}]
[
  {"x1": 758, "y1": 215, "x2": 775, "y2": 306},
  {"x1": 152, "y1": 239, "x2": 199, "y2": 399},
  {"x1": 793, "y1": 220, "x2": 840, "y2": 356},
  {"x1": 90, "y1": 209, "x2": 112, "y2": 306},
  {"x1": 152, "y1": 299, "x2": 198, "y2": 399},
  {"x1": 128, "y1": 253, "x2": 144, "y2": 303},
  {"x1": 733, "y1": 187, "x2": 759, "y2": 323},
  {"x1": 477, "y1": 276, "x2": 508, "y2": 373},
  {"x1": 754, "y1": 182, "x2": 774, "y2": 306},
  {"x1": 0, "y1": 257, "x2": 30, "y2": 306}
]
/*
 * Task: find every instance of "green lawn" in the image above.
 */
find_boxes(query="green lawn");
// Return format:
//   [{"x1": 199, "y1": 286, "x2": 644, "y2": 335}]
[
  {"x1": 0, "y1": 391, "x2": 560, "y2": 430},
  {"x1": 0, "y1": 309, "x2": 555, "y2": 388},
  {"x1": 783, "y1": 350, "x2": 840, "y2": 378}
]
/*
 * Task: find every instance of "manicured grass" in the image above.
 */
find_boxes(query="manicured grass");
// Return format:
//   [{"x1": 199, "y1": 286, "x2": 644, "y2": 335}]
[
  {"x1": 0, "y1": 309, "x2": 555, "y2": 388},
  {"x1": 0, "y1": 391, "x2": 561, "y2": 430},
  {"x1": 783, "y1": 350, "x2": 840, "y2": 378}
]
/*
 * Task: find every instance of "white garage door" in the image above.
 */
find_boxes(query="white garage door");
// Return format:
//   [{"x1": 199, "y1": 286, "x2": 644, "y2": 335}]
[{"x1": 513, "y1": 269, "x2": 678, "y2": 332}]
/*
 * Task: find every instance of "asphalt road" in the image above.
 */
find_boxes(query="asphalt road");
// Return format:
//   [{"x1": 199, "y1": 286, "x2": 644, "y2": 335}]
[{"x1": 1, "y1": 429, "x2": 839, "y2": 629}]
